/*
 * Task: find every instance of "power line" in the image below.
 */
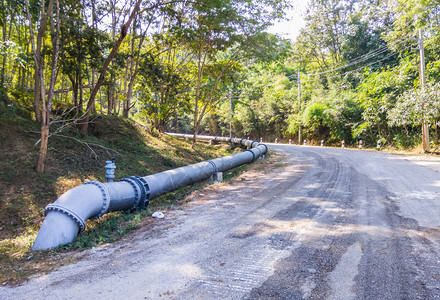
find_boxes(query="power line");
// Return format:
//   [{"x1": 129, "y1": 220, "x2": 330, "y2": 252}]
[
  {"x1": 235, "y1": 40, "x2": 411, "y2": 98},
  {"x1": 301, "y1": 45, "x2": 412, "y2": 83},
  {"x1": 236, "y1": 43, "x2": 411, "y2": 98},
  {"x1": 288, "y1": 36, "x2": 410, "y2": 79}
]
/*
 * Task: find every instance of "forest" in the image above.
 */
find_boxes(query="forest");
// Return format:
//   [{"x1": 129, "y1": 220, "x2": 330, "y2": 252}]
[{"x1": 1, "y1": 0, "x2": 440, "y2": 173}]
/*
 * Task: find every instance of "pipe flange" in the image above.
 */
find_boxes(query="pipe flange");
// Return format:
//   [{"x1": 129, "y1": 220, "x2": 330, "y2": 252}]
[
  {"x1": 128, "y1": 176, "x2": 151, "y2": 209},
  {"x1": 84, "y1": 181, "x2": 110, "y2": 219},
  {"x1": 119, "y1": 177, "x2": 141, "y2": 210},
  {"x1": 45, "y1": 204, "x2": 86, "y2": 232}
]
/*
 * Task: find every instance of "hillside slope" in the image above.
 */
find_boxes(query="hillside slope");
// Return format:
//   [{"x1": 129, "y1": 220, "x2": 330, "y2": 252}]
[{"x1": 0, "y1": 104, "x2": 234, "y2": 284}]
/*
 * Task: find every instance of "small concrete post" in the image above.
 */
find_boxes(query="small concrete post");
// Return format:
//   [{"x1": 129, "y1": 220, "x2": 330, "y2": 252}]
[
  {"x1": 211, "y1": 172, "x2": 223, "y2": 183},
  {"x1": 342, "y1": 140, "x2": 345, "y2": 148},
  {"x1": 359, "y1": 140, "x2": 363, "y2": 149},
  {"x1": 105, "y1": 160, "x2": 116, "y2": 182},
  {"x1": 304, "y1": 140, "x2": 307, "y2": 146},
  {"x1": 377, "y1": 140, "x2": 381, "y2": 150},
  {"x1": 289, "y1": 139, "x2": 292, "y2": 144},
  {"x1": 260, "y1": 137, "x2": 263, "y2": 143},
  {"x1": 321, "y1": 140, "x2": 324, "y2": 147},
  {"x1": 275, "y1": 138, "x2": 278, "y2": 144}
]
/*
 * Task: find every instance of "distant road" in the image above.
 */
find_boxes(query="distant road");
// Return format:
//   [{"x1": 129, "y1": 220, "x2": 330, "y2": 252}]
[{"x1": 2, "y1": 145, "x2": 440, "y2": 299}]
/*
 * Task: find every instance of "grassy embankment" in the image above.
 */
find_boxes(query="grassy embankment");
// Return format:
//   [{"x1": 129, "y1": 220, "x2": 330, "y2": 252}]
[{"x1": 0, "y1": 104, "x2": 247, "y2": 285}]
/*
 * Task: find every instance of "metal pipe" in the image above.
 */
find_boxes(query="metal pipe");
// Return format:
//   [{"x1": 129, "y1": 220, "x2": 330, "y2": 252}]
[{"x1": 31, "y1": 135, "x2": 267, "y2": 251}]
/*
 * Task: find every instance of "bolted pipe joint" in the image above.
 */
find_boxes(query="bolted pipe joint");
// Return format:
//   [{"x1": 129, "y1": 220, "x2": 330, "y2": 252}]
[
  {"x1": 31, "y1": 181, "x2": 111, "y2": 250},
  {"x1": 32, "y1": 134, "x2": 268, "y2": 250}
]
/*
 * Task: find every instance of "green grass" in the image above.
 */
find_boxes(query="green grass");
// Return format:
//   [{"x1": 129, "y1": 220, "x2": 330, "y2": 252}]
[{"x1": 0, "y1": 105, "x2": 238, "y2": 285}]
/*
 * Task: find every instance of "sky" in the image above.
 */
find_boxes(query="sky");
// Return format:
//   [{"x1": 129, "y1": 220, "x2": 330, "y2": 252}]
[{"x1": 267, "y1": 0, "x2": 309, "y2": 41}]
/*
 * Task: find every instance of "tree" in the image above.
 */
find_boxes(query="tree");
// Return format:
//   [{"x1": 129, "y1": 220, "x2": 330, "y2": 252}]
[
  {"x1": 25, "y1": 0, "x2": 61, "y2": 172},
  {"x1": 179, "y1": 0, "x2": 287, "y2": 147},
  {"x1": 80, "y1": 0, "x2": 143, "y2": 136},
  {"x1": 389, "y1": 81, "x2": 440, "y2": 144}
]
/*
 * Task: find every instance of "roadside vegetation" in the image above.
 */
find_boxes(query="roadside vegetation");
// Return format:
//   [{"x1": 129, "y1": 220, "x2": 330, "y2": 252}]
[
  {"x1": 0, "y1": 104, "x2": 240, "y2": 285},
  {"x1": 2, "y1": 0, "x2": 440, "y2": 286}
]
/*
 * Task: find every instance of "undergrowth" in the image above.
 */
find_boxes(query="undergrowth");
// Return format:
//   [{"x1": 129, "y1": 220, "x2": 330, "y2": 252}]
[{"x1": 0, "y1": 104, "x2": 241, "y2": 285}]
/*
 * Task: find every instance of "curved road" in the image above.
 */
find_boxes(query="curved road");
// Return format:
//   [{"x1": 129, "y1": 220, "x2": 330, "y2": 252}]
[{"x1": 2, "y1": 145, "x2": 440, "y2": 299}]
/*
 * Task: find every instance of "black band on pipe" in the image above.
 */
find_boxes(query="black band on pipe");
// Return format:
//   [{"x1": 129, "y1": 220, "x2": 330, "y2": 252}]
[
  {"x1": 119, "y1": 178, "x2": 141, "y2": 210},
  {"x1": 207, "y1": 160, "x2": 218, "y2": 174},
  {"x1": 258, "y1": 143, "x2": 268, "y2": 154},
  {"x1": 244, "y1": 149, "x2": 256, "y2": 162},
  {"x1": 128, "y1": 176, "x2": 151, "y2": 209}
]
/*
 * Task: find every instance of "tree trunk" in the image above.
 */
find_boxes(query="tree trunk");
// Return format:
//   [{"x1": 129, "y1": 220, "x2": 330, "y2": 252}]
[
  {"x1": 0, "y1": 17, "x2": 7, "y2": 98},
  {"x1": 79, "y1": 67, "x2": 83, "y2": 113},
  {"x1": 36, "y1": 124, "x2": 49, "y2": 172},
  {"x1": 27, "y1": 0, "x2": 61, "y2": 173},
  {"x1": 68, "y1": 74, "x2": 79, "y2": 113},
  {"x1": 33, "y1": 71, "x2": 42, "y2": 123},
  {"x1": 91, "y1": 68, "x2": 96, "y2": 113}
]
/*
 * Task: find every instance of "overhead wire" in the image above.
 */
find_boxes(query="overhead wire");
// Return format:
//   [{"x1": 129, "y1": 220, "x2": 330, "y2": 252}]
[
  {"x1": 235, "y1": 42, "x2": 411, "y2": 99},
  {"x1": 286, "y1": 36, "x2": 411, "y2": 79},
  {"x1": 300, "y1": 44, "x2": 412, "y2": 83}
]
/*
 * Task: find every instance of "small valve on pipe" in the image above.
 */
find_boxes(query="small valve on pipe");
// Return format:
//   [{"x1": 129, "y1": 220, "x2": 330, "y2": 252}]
[{"x1": 105, "y1": 159, "x2": 116, "y2": 182}]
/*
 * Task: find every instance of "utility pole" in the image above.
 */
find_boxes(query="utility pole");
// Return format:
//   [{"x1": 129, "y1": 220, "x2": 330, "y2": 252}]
[
  {"x1": 298, "y1": 70, "x2": 301, "y2": 145},
  {"x1": 419, "y1": 29, "x2": 430, "y2": 152},
  {"x1": 229, "y1": 92, "x2": 232, "y2": 138}
]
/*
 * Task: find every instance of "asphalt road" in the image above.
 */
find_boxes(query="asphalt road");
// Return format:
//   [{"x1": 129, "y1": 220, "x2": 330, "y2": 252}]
[{"x1": 2, "y1": 144, "x2": 440, "y2": 299}]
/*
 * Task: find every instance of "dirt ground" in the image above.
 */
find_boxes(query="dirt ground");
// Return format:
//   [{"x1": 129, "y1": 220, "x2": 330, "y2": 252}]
[{"x1": 2, "y1": 145, "x2": 440, "y2": 299}]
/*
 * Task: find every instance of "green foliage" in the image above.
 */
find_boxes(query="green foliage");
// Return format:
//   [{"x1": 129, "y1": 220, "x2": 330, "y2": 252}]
[{"x1": 388, "y1": 81, "x2": 440, "y2": 127}]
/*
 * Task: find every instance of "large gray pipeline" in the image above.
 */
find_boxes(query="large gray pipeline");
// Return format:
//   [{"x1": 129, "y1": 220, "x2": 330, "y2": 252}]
[{"x1": 31, "y1": 135, "x2": 267, "y2": 250}]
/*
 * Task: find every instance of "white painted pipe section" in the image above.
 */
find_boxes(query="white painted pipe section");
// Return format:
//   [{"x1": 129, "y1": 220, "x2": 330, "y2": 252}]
[{"x1": 31, "y1": 135, "x2": 267, "y2": 251}]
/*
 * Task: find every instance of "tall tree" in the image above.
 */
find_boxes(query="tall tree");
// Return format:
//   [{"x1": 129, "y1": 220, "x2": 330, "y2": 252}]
[
  {"x1": 80, "y1": 0, "x2": 143, "y2": 136},
  {"x1": 180, "y1": 0, "x2": 287, "y2": 147},
  {"x1": 25, "y1": 0, "x2": 61, "y2": 172}
]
